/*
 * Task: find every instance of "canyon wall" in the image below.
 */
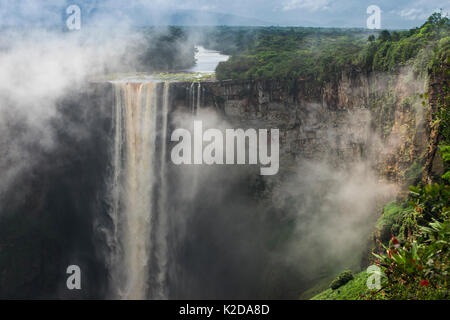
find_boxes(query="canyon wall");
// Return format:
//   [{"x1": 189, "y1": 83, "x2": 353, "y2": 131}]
[
  {"x1": 170, "y1": 69, "x2": 440, "y2": 189},
  {"x1": 166, "y1": 71, "x2": 441, "y2": 297},
  {"x1": 0, "y1": 67, "x2": 443, "y2": 299}
]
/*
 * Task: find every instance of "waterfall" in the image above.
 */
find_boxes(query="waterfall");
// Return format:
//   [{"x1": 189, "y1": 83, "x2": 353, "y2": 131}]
[
  {"x1": 188, "y1": 82, "x2": 202, "y2": 115},
  {"x1": 190, "y1": 82, "x2": 195, "y2": 114},
  {"x1": 187, "y1": 82, "x2": 201, "y2": 199},
  {"x1": 107, "y1": 81, "x2": 170, "y2": 300},
  {"x1": 154, "y1": 82, "x2": 170, "y2": 299},
  {"x1": 196, "y1": 82, "x2": 202, "y2": 116}
]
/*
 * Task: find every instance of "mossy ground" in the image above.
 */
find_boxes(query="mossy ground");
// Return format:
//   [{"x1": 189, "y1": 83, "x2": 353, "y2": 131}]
[
  {"x1": 311, "y1": 271, "x2": 370, "y2": 300},
  {"x1": 376, "y1": 201, "x2": 405, "y2": 232},
  {"x1": 95, "y1": 72, "x2": 215, "y2": 82},
  {"x1": 152, "y1": 72, "x2": 215, "y2": 81}
]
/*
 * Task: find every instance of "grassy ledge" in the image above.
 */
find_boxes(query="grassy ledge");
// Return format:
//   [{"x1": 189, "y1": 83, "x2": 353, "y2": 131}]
[
  {"x1": 92, "y1": 72, "x2": 216, "y2": 82},
  {"x1": 311, "y1": 271, "x2": 369, "y2": 300}
]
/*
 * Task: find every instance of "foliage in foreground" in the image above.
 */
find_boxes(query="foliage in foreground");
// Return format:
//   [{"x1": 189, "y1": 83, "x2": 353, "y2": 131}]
[
  {"x1": 313, "y1": 185, "x2": 449, "y2": 300},
  {"x1": 372, "y1": 206, "x2": 449, "y2": 299},
  {"x1": 370, "y1": 72, "x2": 450, "y2": 300},
  {"x1": 312, "y1": 23, "x2": 449, "y2": 299}
]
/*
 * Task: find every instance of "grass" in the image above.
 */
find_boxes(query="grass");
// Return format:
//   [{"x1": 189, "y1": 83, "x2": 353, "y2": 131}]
[{"x1": 311, "y1": 271, "x2": 370, "y2": 300}]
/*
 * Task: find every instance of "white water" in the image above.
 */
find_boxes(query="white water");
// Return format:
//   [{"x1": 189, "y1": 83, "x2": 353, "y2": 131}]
[
  {"x1": 186, "y1": 46, "x2": 229, "y2": 73},
  {"x1": 197, "y1": 82, "x2": 201, "y2": 116},
  {"x1": 155, "y1": 82, "x2": 170, "y2": 299},
  {"x1": 108, "y1": 82, "x2": 170, "y2": 299},
  {"x1": 105, "y1": 59, "x2": 206, "y2": 299}
]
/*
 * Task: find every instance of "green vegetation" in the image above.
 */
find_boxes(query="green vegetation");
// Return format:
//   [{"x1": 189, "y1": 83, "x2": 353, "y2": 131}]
[
  {"x1": 97, "y1": 72, "x2": 215, "y2": 82},
  {"x1": 330, "y1": 270, "x2": 354, "y2": 290},
  {"x1": 312, "y1": 272, "x2": 369, "y2": 300},
  {"x1": 152, "y1": 72, "x2": 215, "y2": 82},
  {"x1": 306, "y1": 13, "x2": 449, "y2": 300},
  {"x1": 376, "y1": 201, "x2": 414, "y2": 244},
  {"x1": 372, "y1": 201, "x2": 449, "y2": 299},
  {"x1": 298, "y1": 274, "x2": 337, "y2": 300},
  {"x1": 315, "y1": 75, "x2": 449, "y2": 302},
  {"x1": 216, "y1": 28, "x2": 369, "y2": 82},
  {"x1": 369, "y1": 65, "x2": 450, "y2": 299},
  {"x1": 405, "y1": 160, "x2": 424, "y2": 184},
  {"x1": 215, "y1": 12, "x2": 449, "y2": 82},
  {"x1": 441, "y1": 145, "x2": 450, "y2": 181},
  {"x1": 315, "y1": 84, "x2": 448, "y2": 299}
]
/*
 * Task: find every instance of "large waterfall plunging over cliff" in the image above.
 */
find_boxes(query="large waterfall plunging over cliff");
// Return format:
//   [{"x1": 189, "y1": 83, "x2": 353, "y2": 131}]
[{"x1": 106, "y1": 82, "x2": 170, "y2": 299}]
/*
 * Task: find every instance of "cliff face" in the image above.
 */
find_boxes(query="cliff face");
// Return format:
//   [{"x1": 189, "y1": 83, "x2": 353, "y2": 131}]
[
  {"x1": 168, "y1": 72, "x2": 438, "y2": 291},
  {"x1": 171, "y1": 70, "x2": 436, "y2": 189},
  {"x1": 423, "y1": 60, "x2": 450, "y2": 183}
]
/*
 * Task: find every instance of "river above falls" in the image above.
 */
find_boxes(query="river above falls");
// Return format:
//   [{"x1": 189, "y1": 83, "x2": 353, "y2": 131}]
[
  {"x1": 94, "y1": 46, "x2": 229, "y2": 83},
  {"x1": 185, "y1": 45, "x2": 229, "y2": 73}
]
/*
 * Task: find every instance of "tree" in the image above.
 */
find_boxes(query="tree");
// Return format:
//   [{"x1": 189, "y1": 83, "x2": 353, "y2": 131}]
[{"x1": 379, "y1": 30, "x2": 391, "y2": 42}]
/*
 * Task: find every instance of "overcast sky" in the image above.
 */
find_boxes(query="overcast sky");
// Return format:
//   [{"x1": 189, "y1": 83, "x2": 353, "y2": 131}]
[{"x1": 0, "y1": 0, "x2": 448, "y2": 29}]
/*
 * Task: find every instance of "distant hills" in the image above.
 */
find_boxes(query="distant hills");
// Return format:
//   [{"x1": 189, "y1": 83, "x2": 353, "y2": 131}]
[
  {"x1": 163, "y1": 10, "x2": 273, "y2": 26},
  {"x1": 1, "y1": 5, "x2": 275, "y2": 28},
  {"x1": 85, "y1": 8, "x2": 275, "y2": 27}
]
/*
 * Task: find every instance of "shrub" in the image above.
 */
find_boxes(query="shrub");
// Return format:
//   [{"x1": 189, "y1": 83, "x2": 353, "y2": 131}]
[
  {"x1": 373, "y1": 180, "x2": 450, "y2": 299},
  {"x1": 330, "y1": 270, "x2": 354, "y2": 290}
]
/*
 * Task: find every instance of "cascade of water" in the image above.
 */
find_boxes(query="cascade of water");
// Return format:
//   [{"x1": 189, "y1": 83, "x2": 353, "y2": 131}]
[
  {"x1": 188, "y1": 82, "x2": 202, "y2": 115},
  {"x1": 190, "y1": 82, "x2": 195, "y2": 114},
  {"x1": 189, "y1": 82, "x2": 201, "y2": 199},
  {"x1": 108, "y1": 81, "x2": 167, "y2": 300},
  {"x1": 196, "y1": 82, "x2": 201, "y2": 116},
  {"x1": 154, "y1": 82, "x2": 170, "y2": 299},
  {"x1": 106, "y1": 83, "x2": 125, "y2": 297}
]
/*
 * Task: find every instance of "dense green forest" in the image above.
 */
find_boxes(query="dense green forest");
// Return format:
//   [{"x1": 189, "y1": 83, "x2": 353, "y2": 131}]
[{"x1": 214, "y1": 13, "x2": 449, "y2": 84}]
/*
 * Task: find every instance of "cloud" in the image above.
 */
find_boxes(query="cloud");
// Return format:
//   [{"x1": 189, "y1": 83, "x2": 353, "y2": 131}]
[
  {"x1": 391, "y1": 0, "x2": 447, "y2": 21},
  {"x1": 281, "y1": 0, "x2": 332, "y2": 11},
  {"x1": 0, "y1": 25, "x2": 145, "y2": 202},
  {"x1": 398, "y1": 8, "x2": 435, "y2": 20}
]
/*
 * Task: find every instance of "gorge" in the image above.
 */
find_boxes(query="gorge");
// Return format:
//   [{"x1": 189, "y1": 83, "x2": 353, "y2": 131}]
[
  {"x1": 0, "y1": 19, "x2": 448, "y2": 300},
  {"x1": 1, "y1": 65, "x2": 440, "y2": 298},
  {"x1": 99, "y1": 50, "x2": 447, "y2": 298}
]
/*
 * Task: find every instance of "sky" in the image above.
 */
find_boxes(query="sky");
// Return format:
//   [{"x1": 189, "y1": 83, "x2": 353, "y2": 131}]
[{"x1": 0, "y1": 0, "x2": 448, "y2": 29}]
